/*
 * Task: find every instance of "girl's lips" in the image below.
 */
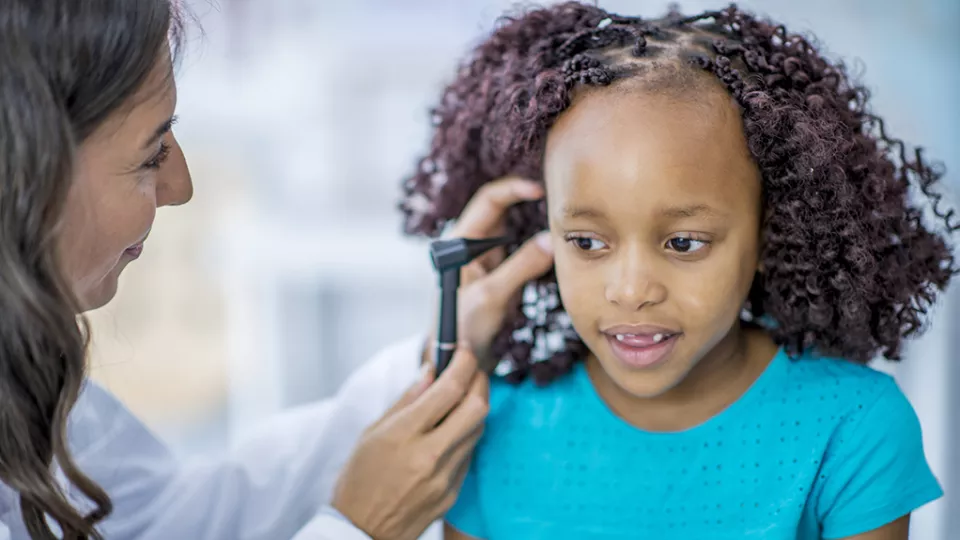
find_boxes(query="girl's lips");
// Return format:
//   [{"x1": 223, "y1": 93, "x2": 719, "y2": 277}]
[{"x1": 604, "y1": 332, "x2": 680, "y2": 369}]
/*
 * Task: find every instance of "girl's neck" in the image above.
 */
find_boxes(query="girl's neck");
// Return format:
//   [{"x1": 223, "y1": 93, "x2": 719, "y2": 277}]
[{"x1": 585, "y1": 325, "x2": 778, "y2": 432}]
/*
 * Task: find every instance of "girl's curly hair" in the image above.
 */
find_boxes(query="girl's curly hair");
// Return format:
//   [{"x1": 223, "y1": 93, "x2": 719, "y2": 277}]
[{"x1": 399, "y1": 2, "x2": 958, "y2": 385}]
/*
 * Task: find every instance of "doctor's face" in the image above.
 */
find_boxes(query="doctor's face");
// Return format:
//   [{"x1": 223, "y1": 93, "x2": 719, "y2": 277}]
[{"x1": 59, "y1": 51, "x2": 193, "y2": 311}]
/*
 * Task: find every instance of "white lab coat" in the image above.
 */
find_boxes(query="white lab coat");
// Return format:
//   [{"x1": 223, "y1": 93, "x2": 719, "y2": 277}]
[{"x1": 0, "y1": 335, "x2": 434, "y2": 540}]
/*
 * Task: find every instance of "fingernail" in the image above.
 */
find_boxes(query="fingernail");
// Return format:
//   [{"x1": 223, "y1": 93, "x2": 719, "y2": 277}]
[{"x1": 535, "y1": 231, "x2": 553, "y2": 253}]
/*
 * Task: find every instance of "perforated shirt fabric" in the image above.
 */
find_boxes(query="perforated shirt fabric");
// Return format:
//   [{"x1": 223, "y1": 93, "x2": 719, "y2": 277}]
[{"x1": 446, "y1": 348, "x2": 942, "y2": 539}]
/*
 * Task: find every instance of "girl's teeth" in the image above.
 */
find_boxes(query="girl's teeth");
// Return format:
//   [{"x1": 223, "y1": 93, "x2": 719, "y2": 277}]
[{"x1": 614, "y1": 333, "x2": 669, "y2": 343}]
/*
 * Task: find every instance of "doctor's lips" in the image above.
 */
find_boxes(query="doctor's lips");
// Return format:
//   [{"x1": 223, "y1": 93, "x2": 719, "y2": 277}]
[
  {"x1": 601, "y1": 323, "x2": 682, "y2": 369},
  {"x1": 125, "y1": 230, "x2": 151, "y2": 258}
]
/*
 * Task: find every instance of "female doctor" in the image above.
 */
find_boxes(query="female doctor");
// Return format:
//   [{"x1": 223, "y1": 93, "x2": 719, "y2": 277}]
[{"x1": 0, "y1": 1, "x2": 554, "y2": 539}]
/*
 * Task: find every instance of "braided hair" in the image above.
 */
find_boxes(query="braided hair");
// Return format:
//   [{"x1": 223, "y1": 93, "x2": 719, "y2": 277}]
[{"x1": 399, "y1": 2, "x2": 957, "y2": 385}]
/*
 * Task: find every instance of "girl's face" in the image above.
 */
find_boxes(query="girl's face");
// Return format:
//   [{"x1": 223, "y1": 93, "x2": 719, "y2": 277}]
[{"x1": 544, "y1": 77, "x2": 762, "y2": 398}]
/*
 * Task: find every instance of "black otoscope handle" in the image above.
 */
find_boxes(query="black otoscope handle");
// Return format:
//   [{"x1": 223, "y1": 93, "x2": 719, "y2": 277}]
[{"x1": 435, "y1": 269, "x2": 460, "y2": 375}]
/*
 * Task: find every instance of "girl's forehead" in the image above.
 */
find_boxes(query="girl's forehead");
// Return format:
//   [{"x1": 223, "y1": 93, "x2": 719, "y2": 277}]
[
  {"x1": 546, "y1": 79, "x2": 749, "y2": 170},
  {"x1": 543, "y1": 82, "x2": 760, "y2": 214}
]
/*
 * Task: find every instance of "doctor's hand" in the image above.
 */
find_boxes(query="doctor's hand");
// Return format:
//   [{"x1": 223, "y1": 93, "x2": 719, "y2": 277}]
[
  {"x1": 428, "y1": 177, "x2": 554, "y2": 365},
  {"x1": 331, "y1": 346, "x2": 488, "y2": 540}
]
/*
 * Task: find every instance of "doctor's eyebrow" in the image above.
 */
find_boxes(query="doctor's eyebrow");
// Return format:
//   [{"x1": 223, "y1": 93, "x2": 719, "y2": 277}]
[{"x1": 141, "y1": 115, "x2": 178, "y2": 150}]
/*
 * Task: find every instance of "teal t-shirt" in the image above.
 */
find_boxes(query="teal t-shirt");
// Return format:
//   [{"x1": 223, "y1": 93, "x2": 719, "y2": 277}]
[{"x1": 446, "y1": 348, "x2": 942, "y2": 539}]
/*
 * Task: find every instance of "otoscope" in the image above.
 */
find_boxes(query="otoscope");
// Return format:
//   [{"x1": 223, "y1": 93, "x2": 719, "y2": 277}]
[{"x1": 429, "y1": 235, "x2": 513, "y2": 375}]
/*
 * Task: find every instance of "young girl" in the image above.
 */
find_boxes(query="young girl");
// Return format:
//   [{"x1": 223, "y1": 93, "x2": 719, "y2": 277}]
[{"x1": 400, "y1": 3, "x2": 956, "y2": 539}]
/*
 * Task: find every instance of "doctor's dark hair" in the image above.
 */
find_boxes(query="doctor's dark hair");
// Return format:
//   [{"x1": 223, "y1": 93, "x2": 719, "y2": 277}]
[
  {"x1": 0, "y1": 1, "x2": 184, "y2": 537},
  {"x1": 399, "y1": 2, "x2": 957, "y2": 384}
]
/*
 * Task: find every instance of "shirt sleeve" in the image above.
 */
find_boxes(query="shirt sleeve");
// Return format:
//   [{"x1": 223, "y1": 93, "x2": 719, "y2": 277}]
[
  {"x1": 444, "y1": 452, "x2": 487, "y2": 539},
  {"x1": 816, "y1": 375, "x2": 943, "y2": 539}
]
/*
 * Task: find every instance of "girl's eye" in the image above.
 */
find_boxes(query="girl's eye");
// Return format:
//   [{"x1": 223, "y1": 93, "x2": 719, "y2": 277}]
[
  {"x1": 567, "y1": 236, "x2": 608, "y2": 252},
  {"x1": 666, "y1": 236, "x2": 708, "y2": 253}
]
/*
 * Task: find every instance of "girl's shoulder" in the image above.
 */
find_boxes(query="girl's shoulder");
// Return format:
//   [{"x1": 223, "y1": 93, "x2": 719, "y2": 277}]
[
  {"x1": 775, "y1": 351, "x2": 942, "y2": 537},
  {"x1": 775, "y1": 348, "x2": 905, "y2": 417}
]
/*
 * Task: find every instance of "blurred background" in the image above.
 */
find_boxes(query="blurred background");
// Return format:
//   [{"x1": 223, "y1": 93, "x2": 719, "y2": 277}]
[{"x1": 83, "y1": 0, "x2": 959, "y2": 537}]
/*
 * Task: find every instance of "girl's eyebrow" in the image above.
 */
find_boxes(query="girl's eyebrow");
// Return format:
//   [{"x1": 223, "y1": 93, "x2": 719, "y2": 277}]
[
  {"x1": 658, "y1": 204, "x2": 726, "y2": 219},
  {"x1": 562, "y1": 205, "x2": 606, "y2": 220},
  {"x1": 561, "y1": 204, "x2": 728, "y2": 220}
]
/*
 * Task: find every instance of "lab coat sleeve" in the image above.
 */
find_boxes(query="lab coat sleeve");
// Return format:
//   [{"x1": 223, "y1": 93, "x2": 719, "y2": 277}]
[
  {"x1": 291, "y1": 507, "x2": 372, "y2": 540},
  {"x1": 0, "y1": 334, "x2": 427, "y2": 540},
  {"x1": 133, "y1": 333, "x2": 428, "y2": 540}
]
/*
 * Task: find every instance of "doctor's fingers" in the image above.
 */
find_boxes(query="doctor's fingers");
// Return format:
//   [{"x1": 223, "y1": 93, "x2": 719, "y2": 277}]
[
  {"x1": 381, "y1": 362, "x2": 435, "y2": 422},
  {"x1": 445, "y1": 453, "x2": 475, "y2": 509},
  {"x1": 418, "y1": 429, "x2": 481, "y2": 513},
  {"x1": 430, "y1": 442, "x2": 478, "y2": 516},
  {"x1": 459, "y1": 259, "x2": 486, "y2": 287},
  {"x1": 399, "y1": 345, "x2": 480, "y2": 432},
  {"x1": 481, "y1": 231, "x2": 554, "y2": 305},
  {"x1": 449, "y1": 177, "x2": 543, "y2": 240},
  {"x1": 425, "y1": 371, "x2": 488, "y2": 446},
  {"x1": 450, "y1": 452, "x2": 472, "y2": 493},
  {"x1": 432, "y1": 421, "x2": 483, "y2": 477}
]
